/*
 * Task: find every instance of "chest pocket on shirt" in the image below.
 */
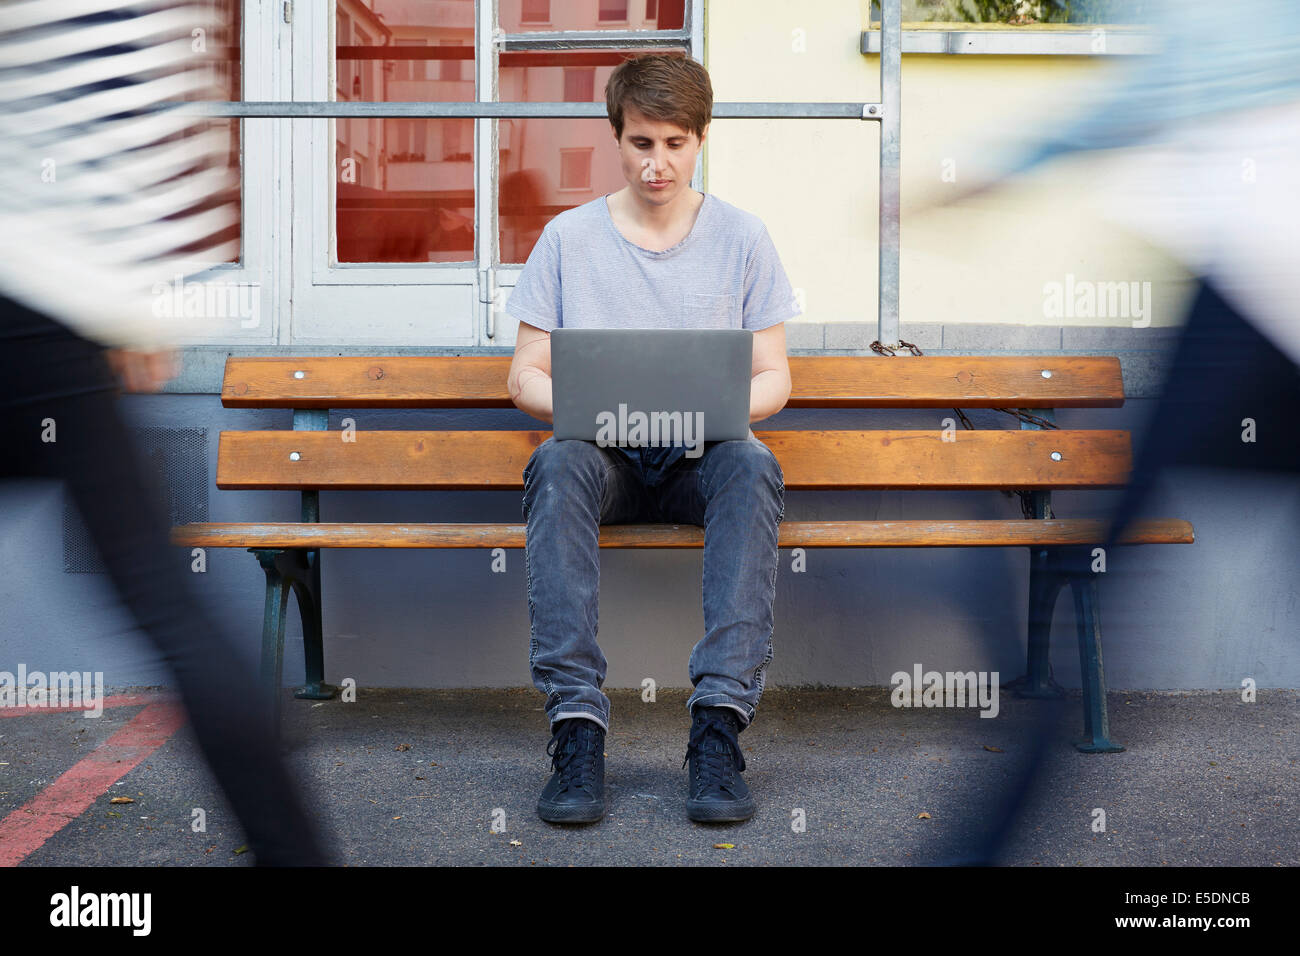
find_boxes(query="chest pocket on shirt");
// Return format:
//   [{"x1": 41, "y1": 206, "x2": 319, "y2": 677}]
[{"x1": 682, "y1": 292, "x2": 739, "y2": 328}]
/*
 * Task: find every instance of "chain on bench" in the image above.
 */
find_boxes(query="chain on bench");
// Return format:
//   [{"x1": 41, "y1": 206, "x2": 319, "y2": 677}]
[{"x1": 870, "y1": 339, "x2": 1058, "y2": 520}]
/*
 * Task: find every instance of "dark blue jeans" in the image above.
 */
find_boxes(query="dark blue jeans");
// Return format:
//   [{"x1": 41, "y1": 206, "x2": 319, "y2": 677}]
[{"x1": 521, "y1": 436, "x2": 785, "y2": 733}]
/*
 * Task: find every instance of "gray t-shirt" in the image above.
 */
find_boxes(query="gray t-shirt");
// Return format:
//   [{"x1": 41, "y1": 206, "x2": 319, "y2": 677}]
[{"x1": 505, "y1": 191, "x2": 802, "y2": 333}]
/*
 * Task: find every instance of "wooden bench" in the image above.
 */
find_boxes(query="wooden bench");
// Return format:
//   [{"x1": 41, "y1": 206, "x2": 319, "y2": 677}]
[{"x1": 171, "y1": 354, "x2": 1194, "y2": 752}]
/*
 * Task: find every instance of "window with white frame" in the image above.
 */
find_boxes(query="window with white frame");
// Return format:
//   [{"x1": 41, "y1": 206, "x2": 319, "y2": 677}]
[{"x1": 331, "y1": 0, "x2": 691, "y2": 266}]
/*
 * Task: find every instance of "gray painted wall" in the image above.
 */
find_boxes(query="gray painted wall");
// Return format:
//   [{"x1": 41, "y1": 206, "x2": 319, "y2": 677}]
[{"x1": 3, "y1": 367, "x2": 1296, "y2": 698}]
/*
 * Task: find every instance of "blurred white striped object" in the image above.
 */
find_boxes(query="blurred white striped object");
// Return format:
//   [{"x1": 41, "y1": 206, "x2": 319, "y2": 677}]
[{"x1": 0, "y1": 0, "x2": 239, "y2": 348}]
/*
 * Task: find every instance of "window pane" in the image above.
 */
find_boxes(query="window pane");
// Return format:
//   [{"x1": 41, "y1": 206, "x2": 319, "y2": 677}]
[
  {"x1": 876, "y1": 0, "x2": 1157, "y2": 24},
  {"x1": 179, "y1": 0, "x2": 241, "y2": 262},
  {"x1": 334, "y1": 1, "x2": 475, "y2": 263},
  {"x1": 503, "y1": 0, "x2": 684, "y2": 31},
  {"x1": 498, "y1": 49, "x2": 689, "y2": 264}
]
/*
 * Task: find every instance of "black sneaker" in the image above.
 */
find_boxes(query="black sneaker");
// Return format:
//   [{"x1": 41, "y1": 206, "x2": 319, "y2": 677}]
[
  {"x1": 683, "y1": 706, "x2": 755, "y2": 822},
  {"x1": 536, "y1": 718, "x2": 606, "y2": 823}
]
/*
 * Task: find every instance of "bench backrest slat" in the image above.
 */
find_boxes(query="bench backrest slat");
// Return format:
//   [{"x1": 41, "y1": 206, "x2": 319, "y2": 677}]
[
  {"x1": 220, "y1": 356, "x2": 1124, "y2": 409},
  {"x1": 215, "y1": 429, "x2": 1132, "y2": 491}
]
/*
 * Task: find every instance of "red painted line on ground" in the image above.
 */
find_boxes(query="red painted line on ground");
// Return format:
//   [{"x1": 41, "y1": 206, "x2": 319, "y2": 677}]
[
  {"x1": 0, "y1": 693, "x2": 158, "y2": 718},
  {"x1": 0, "y1": 700, "x2": 187, "y2": 866}
]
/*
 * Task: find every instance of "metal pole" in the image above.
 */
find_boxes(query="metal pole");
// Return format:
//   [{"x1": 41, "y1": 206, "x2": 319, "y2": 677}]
[
  {"x1": 878, "y1": 0, "x2": 902, "y2": 348},
  {"x1": 179, "y1": 101, "x2": 877, "y2": 119}
]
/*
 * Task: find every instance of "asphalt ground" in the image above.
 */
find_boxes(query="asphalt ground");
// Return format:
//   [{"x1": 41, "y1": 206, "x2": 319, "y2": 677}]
[{"x1": 3, "y1": 686, "x2": 1297, "y2": 867}]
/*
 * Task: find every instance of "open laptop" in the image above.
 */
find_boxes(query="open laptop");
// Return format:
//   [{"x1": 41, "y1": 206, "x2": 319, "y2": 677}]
[{"x1": 550, "y1": 329, "x2": 753, "y2": 456}]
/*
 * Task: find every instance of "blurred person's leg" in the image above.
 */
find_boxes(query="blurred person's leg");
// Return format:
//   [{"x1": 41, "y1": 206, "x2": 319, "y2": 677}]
[
  {"x1": 959, "y1": 274, "x2": 1300, "y2": 866},
  {"x1": 0, "y1": 293, "x2": 327, "y2": 866},
  {"x1": 1105, "y1": 274, "x2": 1300, "y2": 551}
]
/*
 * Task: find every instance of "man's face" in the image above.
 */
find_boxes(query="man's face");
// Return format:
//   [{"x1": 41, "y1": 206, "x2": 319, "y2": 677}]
[{"x1": 614, "y1": 105, "x2": 707, "y2": 207}]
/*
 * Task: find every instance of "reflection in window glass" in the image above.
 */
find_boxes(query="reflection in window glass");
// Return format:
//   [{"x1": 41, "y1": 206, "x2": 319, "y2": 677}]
[
  {"x1": 521, "y1": 0, "x2": 551, "y2": 25},
  {"x1": 499, "y1": 49, "x2": 689, "y2": 264},
  {"x1": 872, "y1": 0, "x2": 1157, "y2": 24},
  {"x1": 503, "y1": 0, "x2": 684, "y2": 32},
  {"x1": 564, "y1": 67, "x2": 595, "y2": 102},
  {"x1": 334, "y1": 0, "x2": 475, "y2": 263},
  {"x1": 178, "y1": 0, "x2": 240, "y2": 262},
  {"x1": 560, "y1": 149, "x2": 593, "y2": 190},
  {"x1": 598, "y1": 0, "x2": 629, "y2": 22}
]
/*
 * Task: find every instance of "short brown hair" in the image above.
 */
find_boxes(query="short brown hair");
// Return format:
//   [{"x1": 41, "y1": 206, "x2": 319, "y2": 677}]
[{"x1": 604, "y1": 53, "x2": 713, "y2": 142}]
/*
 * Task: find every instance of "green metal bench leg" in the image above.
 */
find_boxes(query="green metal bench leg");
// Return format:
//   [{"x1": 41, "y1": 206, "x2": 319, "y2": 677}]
[
  {"x1": 1007, "y1": 543, "x2": 1125, "y2": 753},
  {"x1": 1069, "y1": 571, "x2": 1124, "y2": 753},
  {"x1": 252, "y1": 547, "x2": 337, "y2": 725},
  {"x1": 1010, "y1": 547, "x2": 1068, "y2": 699},
  {"x1": 254, "y1": 549, "x2": 290, "y2": 728},
  {"x1": 289, "y1": 549, "x2": 336, "y2": 701}
]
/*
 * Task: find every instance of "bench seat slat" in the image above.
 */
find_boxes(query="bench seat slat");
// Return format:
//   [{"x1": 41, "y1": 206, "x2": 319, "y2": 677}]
[
  {"x1": 172, "y1": 519, "x2": 1193, "y2": 549},
  {"x1": 216, "y1": 429, "x2": 1133, "y2": 491},
  {"x1": 220, "y1": 356, "x2": 1125, "y2": 409}
]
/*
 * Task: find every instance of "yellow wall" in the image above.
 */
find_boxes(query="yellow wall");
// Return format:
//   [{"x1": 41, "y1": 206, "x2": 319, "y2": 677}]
[{"x1": 704, "y1": 1, "x2": 1194, "y2": 329}]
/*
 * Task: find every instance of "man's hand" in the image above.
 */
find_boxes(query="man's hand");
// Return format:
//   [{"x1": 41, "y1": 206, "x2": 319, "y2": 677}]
[{"x1": 104, "y1": 348, "x2": 180, "y2": 393}]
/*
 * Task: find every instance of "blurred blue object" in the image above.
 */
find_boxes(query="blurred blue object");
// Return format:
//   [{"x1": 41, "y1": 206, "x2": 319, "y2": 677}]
[{"x1": 1002, "y1": 0, "x2": 1300, "y2": 175}]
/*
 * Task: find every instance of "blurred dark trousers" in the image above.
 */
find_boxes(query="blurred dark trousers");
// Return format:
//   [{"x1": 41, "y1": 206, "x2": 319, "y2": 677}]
[
  {"x1": 0, "y1": 293, "x2": 326, "y2": 866},
  {"x1": 1105, "y1": 275, "x2": 1300, "y2": 550}
]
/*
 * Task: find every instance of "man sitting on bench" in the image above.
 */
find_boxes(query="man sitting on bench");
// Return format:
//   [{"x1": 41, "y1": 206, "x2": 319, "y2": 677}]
[{"x1": 505, "y1": 53, "x2": 802, "y2": 824}]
